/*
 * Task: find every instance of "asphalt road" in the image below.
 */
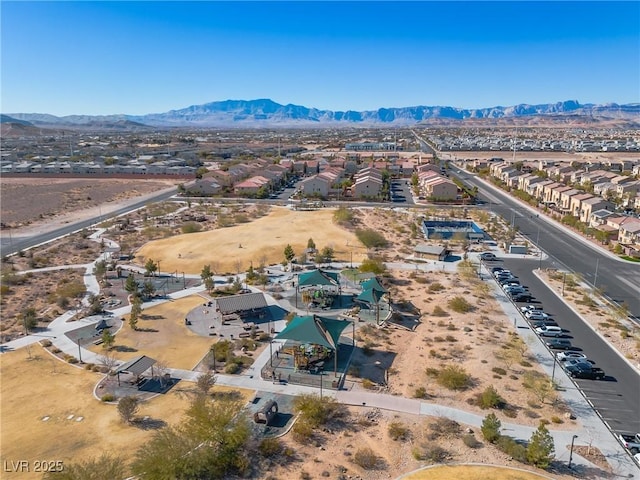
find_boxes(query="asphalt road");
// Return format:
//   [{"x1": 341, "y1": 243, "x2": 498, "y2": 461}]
[
  {"x1": 448, "y1": 165, "x2": 640, "y2": 320},
  {"x1": 501, "y1": 258, "x2": 640, "y2": 436},
  {"x1": 0, "y1": 188, "x2": 178, "y2": 257}
]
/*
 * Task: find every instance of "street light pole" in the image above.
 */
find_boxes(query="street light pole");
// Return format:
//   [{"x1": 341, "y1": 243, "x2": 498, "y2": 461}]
[
  {"x1": 593, "y1": 258, "x2": 599, "y2": 289},
  {"x1": 77, "y1": 338, "x2": 83, "y2": 364},
  {"x1": 568, "y1": 434, "x2": 578, "y2": 469}
]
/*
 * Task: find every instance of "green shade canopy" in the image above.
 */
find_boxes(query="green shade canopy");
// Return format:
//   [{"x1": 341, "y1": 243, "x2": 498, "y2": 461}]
[
  {"x1": 275, "y1": 315, "x2": 351, "y2": 350},
  {"x1": 361, "y1": 277, "x2": 387, "y2": 293},
  {"x1": 298, "y1": 269, "x2": 340, "y2": 287},
  {"x1": 356, "y1": 287, "x2": 385, "y2": 305}
]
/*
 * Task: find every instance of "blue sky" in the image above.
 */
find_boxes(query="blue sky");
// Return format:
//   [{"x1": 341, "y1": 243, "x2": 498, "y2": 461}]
[{"x1": 1, "y1": 1, "x2": 638, "y2": 116}]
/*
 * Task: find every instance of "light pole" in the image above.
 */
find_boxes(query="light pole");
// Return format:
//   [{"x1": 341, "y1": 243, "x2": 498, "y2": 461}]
[
  {"x1": 77, "y1": 338, "x2": 83, "y2": 364},
  {"x1": 593, "y1": 258, "x2": 599, "y2": 289},
  {"x1": 568, "y1": 434, "x2": 578, "y2": 469},
  {"x1": 319, "y1": 371, "x2": 324, "y2": 400},
  {"x1": 561, "y1": 272, "x2": 567, "y2": 297}
]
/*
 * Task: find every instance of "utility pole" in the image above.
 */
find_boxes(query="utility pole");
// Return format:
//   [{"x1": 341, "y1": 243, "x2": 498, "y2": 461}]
[
  {"x1": 593, "y1": 258, "x2": 599, "y2": 288},
  {"x1": 77, "y1": 338, "x2": 83, "y2": 364}
]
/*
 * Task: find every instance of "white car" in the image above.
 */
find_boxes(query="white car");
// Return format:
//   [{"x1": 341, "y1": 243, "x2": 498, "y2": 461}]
[
  {"x1": 520, "y1": 305, "x2": 543, "y2": 313},
  {"x1": 525, "y1": 311, "x2": 550, "y2": 320},
  {"x1": 556, "y1": 351, "x2": 587, "y2": 362},
  {"x1": 535, "y1": 325, "x2": 563, "y2": 337}
]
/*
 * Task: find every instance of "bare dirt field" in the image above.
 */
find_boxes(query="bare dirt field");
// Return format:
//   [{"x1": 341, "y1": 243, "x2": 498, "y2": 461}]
[{"x1": 0, "y1": 177, "x2": 179, "y2": 229}]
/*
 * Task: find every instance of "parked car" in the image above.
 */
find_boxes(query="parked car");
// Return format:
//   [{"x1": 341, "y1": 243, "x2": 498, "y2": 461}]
[
  {"x1": 556, "y1": 351, "x2": 587, "y2": 362},
  {"x1": 505, "y1": 287, "x2": 526, "y2": 296},
  {"x1": 562, "y1": 358, "x2": 593, "y2": 369},
  {"x1": 633, "y1": 452, "x2": 640, "y2": 466},
  {"x1": 565, "y1": 363, "x2": 605, "y2": 380},
  {"x1": 491, "y1": 267, "x2": 504, "y2": 274},
  {"x1": 500, "y1": 279, "x2": 520, "y2": 286},
  {"x1": 618, "y1": 433, "x2": 640, "y2": 454},
  {"x1": 535, "y1": 325, "x2": 564, "y2": 337},
  {"x1": 520, "y1": 305, "x2": 543, "y2": 313},
  {"x1": 545, "y1": 338, "x2": 573, "y2": 350},
  {"x1": 511, "y1": 293, "x2": 533, "y2": 302},
  {"x1": 530, "y1": 319, "x2": 559, "y2": 329},
  {"x1": 525, "y1": 311, "x2": 550, "y2": 321},
  {"x1": 480, "y1": 252, "x2": 498, "y2": 261}
]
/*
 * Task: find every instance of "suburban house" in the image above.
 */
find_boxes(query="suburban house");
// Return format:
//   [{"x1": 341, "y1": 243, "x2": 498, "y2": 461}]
[
  {"x1": 558, "y1": 188, "x2": 581, "y2": 212},
  {"x1": 569, "y1": 193, "x2": 594, "y2": 217},
  {"x1": 580, "y1": 198, "x2": 615, "y2": 224},
  {"x1": 550, "y1": 185, "x2": 573, "y2": 207},
  {"x1": 183, "y1": 179, "x2": 222, "y2": 196},
  {"x1": 618, "y1": 219, "x2": 640, "y2": 247},
  {"x1": 352, "y1": 174, "x2": 383, "y2": 198},
  {"x1": 424, "y1": 177, "x2": 458, "y2": 200},
  {"x1": 233, "y1": 176, "x2": 270, "y2": 195},
  {"x1": 299, "y1": 174, "x2": 331, "y2": 198}
]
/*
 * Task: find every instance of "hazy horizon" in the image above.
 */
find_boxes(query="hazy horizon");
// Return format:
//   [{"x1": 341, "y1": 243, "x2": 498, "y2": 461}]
[{"x1": 2, "y1": 1, "x2": 638, "y2": 116}]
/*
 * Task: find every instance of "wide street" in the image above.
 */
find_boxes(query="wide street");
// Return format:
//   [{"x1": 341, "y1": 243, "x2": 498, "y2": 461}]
[
  {"x1": 502, "y1": 258, "x2": 640, "y2": 436},
  {"x1": 448, "y1": 164, "x2": 640, "y2": 320}
]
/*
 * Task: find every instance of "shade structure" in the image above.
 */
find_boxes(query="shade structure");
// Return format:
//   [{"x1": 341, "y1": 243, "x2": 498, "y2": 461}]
[
  {"x1": 361, "y1": 277, "x2": 387, "y2": 293},
  {"x1": 275, "y1": 315, "x2": 351, "y2": 351},
  {"x1": 298, "y1": 269, "x2": 339, "y2": 288},
  {"x1": 356, "y1": 287, "x2": 385, "y2": 305}
]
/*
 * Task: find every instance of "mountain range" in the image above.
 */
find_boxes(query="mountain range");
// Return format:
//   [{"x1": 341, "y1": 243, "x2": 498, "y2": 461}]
[{"x1": 5, "y1": 99, "x2": 640, "y2": 129}]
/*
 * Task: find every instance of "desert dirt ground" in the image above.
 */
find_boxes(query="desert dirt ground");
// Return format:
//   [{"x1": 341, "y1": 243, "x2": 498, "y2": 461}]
[
  {"x1": 0, "y1": 177, "x2": 179, "y2": 228},
  {"x1": 401, "y1": 464, "x2": 557, "y2": 479},
  {"x1": 1, "y1": 199, "x2": 616, "y2": 479}
]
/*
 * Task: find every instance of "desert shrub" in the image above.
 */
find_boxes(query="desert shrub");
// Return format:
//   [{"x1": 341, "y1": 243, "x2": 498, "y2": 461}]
[
  {"x1": 428, "y1": 282, "x2": 445, "y2": 292},
  {"x1": 353, "y1": 447, "x2": 381, "y2": 470},
  {"x1": 478, "y1": 385, "x2": 505, "y2": 409},
  {"x1": 361, "y1": 378, "x2": 376, "y2": 390},
  {"x1": 427, "y1": 418, "x2": 461, "y2": 439},
  {"x1": 101, "y1": 393, "x2": 116, "y2": 402},
  {"x1": 40, "y1": 339, "x2": 52, "y2": 347},
  {"x1": 333, "y1": 206, "x2": 355, "y2": 225},
  {"x1": 462, "y1": 434, "x2": 482, "y2": 449},
  {"x1": 355, "y1": 229, "x2": 388, "y2": 248},
  {"x1": 66, "y1": 355, "x2": 79, "y2": 364},
  {"x1": 448, "y1": 296, "x2": 473, "y2": 313},
  {"x1": 492, "y1": 367, "x2": 507, "y2": 376},
  {"x1": 293, "y1": 394, "x2": 345, "y2": 428},
  {"x1": 84, "y1": 363, "x2": 94, "y2": 370},
  {"x1": 446, "y1": 323, "x2": 458, "y2": 331},
  {"x1": 181, "y1": 221, "x2": 203, "y2": 234},
  {"x1": 259, "y1": 438, "x2": 284, "y2": 458},
  {"x1": 550, "y1": 415, "x2": 563, "y2": 424},
  {"x1": 388, "y1": 422, "x2": 410, "y2": 441},
  {"x1": 359, "y1": 258, "x2": 386, "y2": 274},
  {"x1": 413, "y1": 386, "x2": 428, "y2": 399},
  {"x1": 292, "y1": 420, "x2": 314, "y2": 444},
  {"x1": 520, "y1": 360, "x2": 533, "y2": 368},
  {"x1": 436, "y1": 365, "x2": 472, "y2": 390},
  {"x1": 496, "y1": 435, "x2": 527, "y2": 462},
  {"x1": 425, "y1": 367, "x2": 439, "y2": 377},
  {"x1": 445, "y1": 335, "x2": 457, "y2": 342},
  {"x1": 224, "y1": 362, "x2": 241, "y2": 374},
  {"x1": 432, "y1": 306, "x2": 448, "y2": 318},
  {"x1": 412, "y1": 442, "x2": 448, "y2": 462}
]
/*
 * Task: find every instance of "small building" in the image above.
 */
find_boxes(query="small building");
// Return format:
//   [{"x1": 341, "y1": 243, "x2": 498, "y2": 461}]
[{"x1": 414, "y1": 244, "x2": 449, "y2": 261}]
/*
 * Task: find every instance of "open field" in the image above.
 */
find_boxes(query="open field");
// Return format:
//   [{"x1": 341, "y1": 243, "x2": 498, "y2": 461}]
[
  {"x1": 135, "y1": 206, "x2": 369, "y2": 274},
  {"x1": 0, "y1": 177, "x2": 179, "y2": 232},
  {"x1": 0, "y1": 345, "x2": 254, "y2": 479},
  {"x1": 88, "y1": 295, "x2": 212, "y2": 370},
  {"x1": 402, "y1": 464, "x2": 556, "y2": 479}
]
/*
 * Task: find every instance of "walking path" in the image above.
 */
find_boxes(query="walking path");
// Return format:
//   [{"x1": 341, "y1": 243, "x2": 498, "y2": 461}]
[{"x1": 1, "y1": 213, "x2": 638, "y2": 477}]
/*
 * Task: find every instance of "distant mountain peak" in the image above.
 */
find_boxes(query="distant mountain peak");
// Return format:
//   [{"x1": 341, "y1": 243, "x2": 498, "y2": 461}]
[{"x1": 6, "y1": 99, "x2": 639, "y2": 128}]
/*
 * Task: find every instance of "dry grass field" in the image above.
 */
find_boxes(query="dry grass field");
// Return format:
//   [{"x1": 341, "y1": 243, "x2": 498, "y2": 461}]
[
  {"x1": 0, "y1": 345, "x2": 253, "y2": 479},
  {"x1": 135, "y1": 206, "x2": 368, "y2": 275},
  {"x1": 88, "y1": 295, "x2": 212, "y2": 370},
  {"x1": 402, "y1": 464, "x2": 556, "y2": 479}
]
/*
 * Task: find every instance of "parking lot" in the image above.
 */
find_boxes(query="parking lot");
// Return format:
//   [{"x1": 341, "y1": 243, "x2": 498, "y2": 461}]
[{"x1": 483, "y1": 256, "x2": 640, "y2": 450}]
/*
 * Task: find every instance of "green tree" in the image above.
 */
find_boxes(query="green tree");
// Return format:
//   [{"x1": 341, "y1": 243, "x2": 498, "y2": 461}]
[
  {"x1": 144, "y1": 258, "x2": 158, "y2": 277},
  {"x1": 125, "y1": 273, "x2": 138, "y2": 295},
  {"x1": 43, "y1": 453, "x2": 125, "y2": 480},
  {"x1": 117, "y1": 395, "x2": 140, "y2": 423},
  {"x1": 526, "y1": 423, "x2": 555, "y2": 469},
  {"x1": 101, "y1": 329, "x2": 115, "y2": 350},
  {"x1": 20, "y1": 307, "x2": 38, "y2": 333},
  {"x1": 141, "y1": 280, "x2": 155, "y2": 300},
  {"x1": 284, "y1": 244, "x2": 295, "y2": 263},
  {"x1": 201, "y1": 264, "x2": 214, "y2": 291},
  {"x1": 481, "y1": 412, "x2": 501, "y2": 443},
  {"x1": 129, "y1": 295, "x2": 142, "y2": 330},
  {"x1": 195, "y1": 370, "x2": 217, "y2": 396},
  {"x1": 307, "y1": 238, "x2": 316, "y2": 250},
  {"x1": 131, "y1": 396, "x2": 250, "y2": 479},
  {"x1": 93, "y1": 260, "x2": 107, "y2": 284}
]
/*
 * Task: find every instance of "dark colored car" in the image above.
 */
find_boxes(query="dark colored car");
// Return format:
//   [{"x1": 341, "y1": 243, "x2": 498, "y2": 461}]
[
  {"x1": 511, "y1": 293, "x2": 533, "y2": 302},
  {"x1": 491, "y1": 267, "x2": 504, "y2": 274},
  {"x1": 565, "y1": 364, "x2": 605, "y2": 380},
  {"x1": 545, "y1": 338, "x2": 573, "y2": 350}
]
